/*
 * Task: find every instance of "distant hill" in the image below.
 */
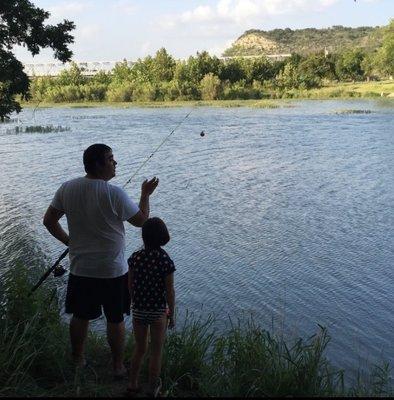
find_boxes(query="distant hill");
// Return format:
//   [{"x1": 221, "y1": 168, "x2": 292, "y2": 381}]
[{"x1": 223, "y1": 25, "x2": 384, "y2": 57}]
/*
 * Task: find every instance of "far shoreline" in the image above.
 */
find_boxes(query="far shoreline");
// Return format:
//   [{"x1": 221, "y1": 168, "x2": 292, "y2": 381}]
[{"x1": 22, "y1": 80, "x2": 394, "y2": 109}]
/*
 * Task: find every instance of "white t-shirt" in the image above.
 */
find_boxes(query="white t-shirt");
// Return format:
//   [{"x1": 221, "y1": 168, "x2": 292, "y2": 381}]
[{"x1": 51, "y1": 177, "x2": 139, "y2": 278}]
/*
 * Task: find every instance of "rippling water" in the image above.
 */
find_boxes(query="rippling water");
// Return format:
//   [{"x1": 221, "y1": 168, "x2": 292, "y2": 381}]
[{"x1": 1, "y1": 100, "x2": 393, "y2": 377}]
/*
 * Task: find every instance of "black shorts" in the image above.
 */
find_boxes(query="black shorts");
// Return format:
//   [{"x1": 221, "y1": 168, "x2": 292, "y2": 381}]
[{"x1": 65, "y1": 272, "x2": 131, "y2": 323}]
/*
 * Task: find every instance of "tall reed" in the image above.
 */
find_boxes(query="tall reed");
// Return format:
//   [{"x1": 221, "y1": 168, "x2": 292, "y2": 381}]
[{"x1": 0, "y1": 259, "x2": 391, "y2": 397}]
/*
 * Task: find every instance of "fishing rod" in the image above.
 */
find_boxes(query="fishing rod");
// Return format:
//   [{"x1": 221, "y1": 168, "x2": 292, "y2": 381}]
[
  {"x1": 28, "y1": 248, "x2": 69, "y2": 296},
  {"x1": 29, "y1": 108, "x2": 194, "y2": 296}
]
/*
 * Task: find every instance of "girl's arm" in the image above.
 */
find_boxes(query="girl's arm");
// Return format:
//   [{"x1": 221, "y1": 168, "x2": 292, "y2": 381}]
[{"x1": 165, "y1": 272, "x2": 175, "y2": 328}]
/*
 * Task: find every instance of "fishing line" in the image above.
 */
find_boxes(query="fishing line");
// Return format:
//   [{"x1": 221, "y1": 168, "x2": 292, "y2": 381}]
[
  {"x1": 122, "y1": 109, "x2": 193, "y2": 189},
  {"x1": 29, "y1": 107, "x2": 194, "y2": 296}
]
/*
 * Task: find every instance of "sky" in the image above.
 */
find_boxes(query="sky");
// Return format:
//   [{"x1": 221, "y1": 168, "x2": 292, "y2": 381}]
[{"x1": 14, "y1": 0, "x2": 394, "y2": 63}]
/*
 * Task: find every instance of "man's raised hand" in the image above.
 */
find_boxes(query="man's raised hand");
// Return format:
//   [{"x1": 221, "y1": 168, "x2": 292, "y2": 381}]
[{"x1": 141, "y1": 177, "x2": 159, "y2": 196}]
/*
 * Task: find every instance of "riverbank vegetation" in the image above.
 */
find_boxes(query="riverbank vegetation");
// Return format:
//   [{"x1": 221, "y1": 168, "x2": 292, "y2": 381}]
[
  {"x1": 22, "y1": 80, "x2": 394, "y2": 111},
  {"x1": 24, "y1": 20, "x2": 394, "y2": 107},
  {"x1": 5, "y1": 125, "x2": 71, "y2": 134},
  {"x1": 0, "y1": 259, "x2": 392, "y2": 397}
]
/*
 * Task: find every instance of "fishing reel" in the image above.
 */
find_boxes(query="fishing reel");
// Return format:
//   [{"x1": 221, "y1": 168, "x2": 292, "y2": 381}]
[{"x1": 53, "y1": 264, "x2": 67, "y2": 277}]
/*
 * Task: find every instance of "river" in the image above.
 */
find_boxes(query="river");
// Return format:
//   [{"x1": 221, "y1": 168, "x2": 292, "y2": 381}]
[{"x1": 0, "y1": 99, "x2": 393, "y2": 379}]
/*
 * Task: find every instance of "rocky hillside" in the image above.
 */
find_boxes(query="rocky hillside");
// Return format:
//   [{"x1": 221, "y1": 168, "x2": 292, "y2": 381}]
[{"x1": 223, "y1": 25, "x2": 383, "y2": 57}]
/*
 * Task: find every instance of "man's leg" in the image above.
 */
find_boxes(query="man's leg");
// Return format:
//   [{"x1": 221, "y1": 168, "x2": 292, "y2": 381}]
[
  {"x1": 70, "y1": 316, "x2": 89, "y2": 366},
  {"x1": 104, "y1": 273, "x2": 132, "y2": 374},
  {"x1": 107, "y1": 320, "x2": 126, "y2": 373}
]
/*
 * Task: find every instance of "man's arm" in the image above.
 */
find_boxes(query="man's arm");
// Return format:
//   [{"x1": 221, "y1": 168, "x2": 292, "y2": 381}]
[
  {"x1": 127, "y1": 193, "x2": 150, "y2": 227},
  {"x1": 165, "y1": 273, "x2": 175, "y2": 329},
  {"x1": 127, "y1": 177, "x2": 159, "y2": 227},
  {"x1": 43, "y1": 206, "x2": 69, "y2": 246}
]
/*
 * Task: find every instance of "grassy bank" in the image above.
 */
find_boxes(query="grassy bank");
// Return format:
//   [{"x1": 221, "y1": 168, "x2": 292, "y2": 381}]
[
  {"x1": 0, "y1": 261, "x2": 392, "y2": 397},
  {"x1": 21, "y1": 80, "x2": 394, "y2": 110},
  {"x1": 279, "y1": 80, "x2": 394, "y2": 99},
  {"x1": 23, "y1": 99, "x2": 285, "y2": 109}
]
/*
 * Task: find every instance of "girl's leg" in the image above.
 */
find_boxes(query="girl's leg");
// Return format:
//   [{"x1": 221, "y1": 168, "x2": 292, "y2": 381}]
[
  {"x1": 128, "y1": 319, "x2": 149, "y2": 389},
  {"x1": 148, "y1": 315, "x2": 167, "y2": 390}
]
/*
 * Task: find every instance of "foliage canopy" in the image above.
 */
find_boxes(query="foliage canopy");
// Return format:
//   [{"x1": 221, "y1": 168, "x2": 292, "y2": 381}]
[{"x1": 0, "y1": 0, "x2": 75, "y2": 120}]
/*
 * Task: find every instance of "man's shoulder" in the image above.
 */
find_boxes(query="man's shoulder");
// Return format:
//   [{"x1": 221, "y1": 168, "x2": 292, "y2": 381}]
[
  {"x1": 108, "y1": 182, "x2": 124, "y2": 194},
  {"x1": 56, "y1": 177, "x2": 83, "y2": 191},
  {"x1": 108, "y1": 183, "x2": 134, "y2": 203},
  {"x1": 62, "y1": 176, "x2": 86, "y2": 186}
]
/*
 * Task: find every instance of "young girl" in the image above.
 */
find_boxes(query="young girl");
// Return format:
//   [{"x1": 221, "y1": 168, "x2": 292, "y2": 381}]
[{"x1": 126, "y1": 217, "x2": 176, "y2": 397}]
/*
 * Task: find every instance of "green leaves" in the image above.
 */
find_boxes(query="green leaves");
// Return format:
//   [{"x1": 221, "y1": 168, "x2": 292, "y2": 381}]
[{"x1": 0, "y1": 0, "x2": 75, "y2": 120}]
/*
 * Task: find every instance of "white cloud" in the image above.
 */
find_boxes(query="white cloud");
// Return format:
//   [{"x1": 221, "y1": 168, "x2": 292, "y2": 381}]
[
  {"x1": 319, "y1": 0, "x2": 339, "y2": 8},
  {"x1": 207, "y1": 38, "x2": 237, "y2": 56},
  {"x1": 112, "y1": 1, "x2": 138, "y2": 15},
  {"x1": 158, "y1": 18, "x2": 176, "y2": 29},
  {"x1": 48, "y1": 2, "x2": 91, "y2": 20},
  {"x1": 159, "y1": 0, "x2": 341, "y2": 29},
  {"x1": 79, "y1": 24, "x2": 100, "y2": 39},
  {"x1": 140, "y1": 41, "x2": 152, "y2": 56},
  {"x1": 180, "y1": 5, "x2": 215, "y2": 23}
]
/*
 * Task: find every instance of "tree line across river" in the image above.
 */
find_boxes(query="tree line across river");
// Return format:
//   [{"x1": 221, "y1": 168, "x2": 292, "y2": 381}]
[{"x1": 29, "y1": 20, "x2": 393, "y2": 103}]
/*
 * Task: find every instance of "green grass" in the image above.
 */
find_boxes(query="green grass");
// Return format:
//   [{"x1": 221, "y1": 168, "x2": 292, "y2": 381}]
[
  {"x1": 285, "y1": 80, "x2": 394, "y2": 99},
  {"x1": 23, "y1": 99, "x2": 286, "y2": 109},
  {"x1": 0, "y1": 261, "x2": 392, "y2": 397},
  {"x1": 0, "y1": 117, "x2": 19, "y2": 123},
  {"x1": 5, "y1": 125, "x2": 70, "y2": 134}
]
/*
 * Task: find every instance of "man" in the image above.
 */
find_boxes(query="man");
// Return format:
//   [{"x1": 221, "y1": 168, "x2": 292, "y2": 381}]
[{"x1": 43, "y1": 143, "x2": 158, "y2": 377}]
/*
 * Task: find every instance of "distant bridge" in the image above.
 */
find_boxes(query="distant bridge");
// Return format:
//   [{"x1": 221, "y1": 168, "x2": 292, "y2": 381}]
[
  {"x1": 23, "y1": 60, "x2": 136, "y2": 77},
  {"x1": 222, "y1": 54, "x2": 291, "y2": 61},
  {"x1": 23, "y1": 54, "x2": 291, "y2": 77}
]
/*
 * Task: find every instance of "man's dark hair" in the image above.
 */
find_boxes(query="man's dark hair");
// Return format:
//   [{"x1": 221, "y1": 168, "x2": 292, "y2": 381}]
[
  {"x1": 83, "y1": 144, "x2": 112, "y2": 175},
  {"x1": 142, "y1": 217, "x2": 170, "y2": 249}
]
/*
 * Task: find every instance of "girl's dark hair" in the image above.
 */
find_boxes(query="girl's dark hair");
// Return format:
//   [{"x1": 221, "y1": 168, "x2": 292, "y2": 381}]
[
  {"x1": 83, "y1": 143, "x2": 112, "y2": 175},
  {"x1": 142, "y1": 217, "x2": 170, "y2": 249}
]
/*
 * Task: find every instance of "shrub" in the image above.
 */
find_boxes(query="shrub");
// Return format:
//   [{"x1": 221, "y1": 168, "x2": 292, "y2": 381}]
[
  {"x1": 43, "y1": 85, "x2": 84, "y2": 102},
  {"x1": 161, "y1": 81, "x2": 180, "y2": 101},
  {"x1": 166, "y1": 79, "x2": 200, "y2": 100},
  {"x1": 81, "y1": 83, "x2": 107, "y2": 101},
  {"x1": 200, "y1": 73, "x2": 222, "y2": 100},
  {"x1": 132, "y1": 83, "x2": 160, "y2": 102},
  {"x1": 221, "y1": 81, "x2": 262, "y2": 100},
  {"x1": 106, "y1": 83, "x2": 134, "y2": 102},
  {"x1": 29, "y1": 77, "x2": 56, "y2": 101}
]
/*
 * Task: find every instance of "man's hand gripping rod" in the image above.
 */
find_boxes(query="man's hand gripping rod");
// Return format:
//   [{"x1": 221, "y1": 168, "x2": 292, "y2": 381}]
[{"x1": 28, "y1": 248, "x2": 69, "y2": 296}]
